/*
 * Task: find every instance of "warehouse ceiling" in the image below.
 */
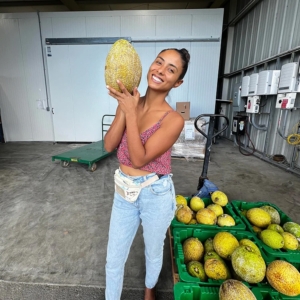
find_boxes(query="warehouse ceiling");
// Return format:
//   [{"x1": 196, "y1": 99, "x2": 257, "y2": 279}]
[{"x1": 0, "y1": 0, "x2": 229, "y2": 12}]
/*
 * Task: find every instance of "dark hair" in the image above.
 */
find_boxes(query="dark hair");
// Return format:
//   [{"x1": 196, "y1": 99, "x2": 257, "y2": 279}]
[{"x1": 159, "y1": 48, "x2": 190, "y2": 80}]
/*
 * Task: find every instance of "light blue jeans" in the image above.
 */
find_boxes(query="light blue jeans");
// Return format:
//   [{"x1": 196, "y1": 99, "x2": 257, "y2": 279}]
[{"x1": 105, "y1": 169, "x2": 176, "y2": 300}]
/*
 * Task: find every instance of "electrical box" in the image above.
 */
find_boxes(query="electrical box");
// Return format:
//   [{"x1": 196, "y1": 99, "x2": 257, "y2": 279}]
[
  {"x1": 278, "y1": 62, "x2": 299, "y2": 93},
  {"x1": 241, "y1": 76, "x2": 250, "y2": 97},
  {"x1": 276, "y1": 93, "x2": 296, "y2": 109},
  {"x1": 248, "y1": 73, "x2": 259, "y2": 96},
  {"x1": 257, "y1": 70, "x2": 281, "y2": 95},
  {"x1": 246, "y1": 96, "x2": 260, "y2": 113},
  {"x1": 232, "y1": 115, "x2": 247, "y2": 135},
  {"x1": 232, "y1": 82, "x2": 246, "y2": 112}
]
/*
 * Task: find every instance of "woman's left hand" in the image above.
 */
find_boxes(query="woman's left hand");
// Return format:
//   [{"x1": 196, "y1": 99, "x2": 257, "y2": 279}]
[{"x1": 106, "y1": 80, "x2": 140, "y2": 116}]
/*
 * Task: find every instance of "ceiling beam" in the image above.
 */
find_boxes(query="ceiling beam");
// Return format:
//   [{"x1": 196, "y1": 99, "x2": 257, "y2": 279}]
[
  {"x1": 210, "y1": 0, "x2": 228, "y2": 8},
  {"x1": 59, "y1": 0, "x2": 81, "y2": 10}
]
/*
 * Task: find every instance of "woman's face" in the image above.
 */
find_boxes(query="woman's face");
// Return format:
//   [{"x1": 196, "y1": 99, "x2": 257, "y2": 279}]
[{"x1": 147, "y1": 50, "x2": 184, "y2": 92}]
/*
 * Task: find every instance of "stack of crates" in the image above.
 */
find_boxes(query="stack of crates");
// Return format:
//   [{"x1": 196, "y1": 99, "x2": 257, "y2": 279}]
[{"x1": 170, "y1": 198, "x2": 300, "y2": 300}]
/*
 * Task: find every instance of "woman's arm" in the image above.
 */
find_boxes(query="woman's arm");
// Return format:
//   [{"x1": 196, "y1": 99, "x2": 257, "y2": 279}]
[{"x1": 104, "y1": 105, "x2": 126, "y2": 152}]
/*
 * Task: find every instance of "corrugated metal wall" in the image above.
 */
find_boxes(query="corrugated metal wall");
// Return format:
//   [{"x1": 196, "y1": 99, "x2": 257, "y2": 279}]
[{"x1": 222, "y1": 0, "x2": 300, "y2": 174}]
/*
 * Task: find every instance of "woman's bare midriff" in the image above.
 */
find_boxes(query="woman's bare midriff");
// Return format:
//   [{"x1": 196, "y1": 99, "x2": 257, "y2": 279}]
[{"x1": 120, "y1": 164, "x2": 153, "y2": 176}]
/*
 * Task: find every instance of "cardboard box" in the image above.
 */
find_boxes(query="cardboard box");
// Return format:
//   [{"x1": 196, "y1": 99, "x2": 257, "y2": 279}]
[{"x1": 176, "y1": 102, "x2": 190, "y2": 120}]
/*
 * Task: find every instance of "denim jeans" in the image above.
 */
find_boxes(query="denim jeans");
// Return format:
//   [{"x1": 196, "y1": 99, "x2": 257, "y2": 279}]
[{"x1": 105, "y1": 169, "x2": 176, "y2": 300}]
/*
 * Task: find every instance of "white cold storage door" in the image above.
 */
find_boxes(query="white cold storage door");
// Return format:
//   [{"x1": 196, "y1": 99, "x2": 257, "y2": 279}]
[{"x1": 46, "y1": 44, "x2": 112, "y2": 142}]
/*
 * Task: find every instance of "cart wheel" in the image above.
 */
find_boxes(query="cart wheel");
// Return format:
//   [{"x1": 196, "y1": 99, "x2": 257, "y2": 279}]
[
  {"x1": 61, "y1": 160, "x2": 70, "y2": 168},
  {"x1": 89, "y1": 163, "x2": 97, "y2": 172}
]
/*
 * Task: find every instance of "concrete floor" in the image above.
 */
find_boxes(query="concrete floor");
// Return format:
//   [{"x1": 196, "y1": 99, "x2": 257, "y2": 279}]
[{"x1": 0, "y1": 138, "x2": 299, "y2": 299}]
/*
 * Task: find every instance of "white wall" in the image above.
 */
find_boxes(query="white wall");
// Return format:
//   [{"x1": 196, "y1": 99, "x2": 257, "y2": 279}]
[{"x1": 0, "y1": 9, "x2": 223, "y2": 142}]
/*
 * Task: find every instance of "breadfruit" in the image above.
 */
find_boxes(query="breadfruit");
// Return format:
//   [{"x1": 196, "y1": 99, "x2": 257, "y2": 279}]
[
  {"x1": 267, "y1": 223, "x2": 284, "y2": 233},
  {"x1": 231, "y1": 245, "x2": 266, "y2": 283},
  {"x1": 189, "y1": 196, "x2": 205, "y2": 212},
  {"x1": 206, "y1": 203, "x2": 223, "y2": 217},
  {"x1": 196, "y1": 208, "x2": 217, "y2": 225},
  {"x1": 217, "y1": 214, "x2": 236, "y2": 227},
  {"x1": 213, "y1": 232, "x2": 239, "y2": 260},
  {"x1": 204, "y1": 237, "x2": 214, "y2": 253},
  {"x1": 260, "y1": 205, "x2": 281, "y2": 224},
  {"x1": 204, "y1": 251, "x2": 224, "y2": 262},
  {"x1": 266, "y1": 260, "x2": 300, "y2": 296},
  {"x1": 204, "y1": 258, "x2": 231, "y2": 280},
  {"x1": 211, "y1": 191, "x2": 228, "y2": 206},
  {"x1": 183, "y1": 237, "x2": 204, "y2": 263},
  {"x1": 239, "y1": 238, "x2": 261, "y2": 256},
  {"x1": 259, "y1": 229, "x2": 284, "y2": 249},
  {"x1": 219, "y1": 279, "x2": 257, "y2": 300},
  {"x1": 283, "y1": 222, "x2": 300, "y2": 238},
  {"x1": 175, "y1": 195, "x2": 188, "y2": 206},
  {"x1": 281, "y1": 232, "x2": 299, "y2": 250},
  {"x1": 246, "y1": 208, "x2": 271, "y2": 228},
  {"x1": 175, "y1": 205, "x2": 193, "y2": 224},
  {"x1": 187, "y1": 261, "x2": 207, "y2": 281},
  {"x1": 105, "y1": 39, "x2": 142, "y2": 93}
]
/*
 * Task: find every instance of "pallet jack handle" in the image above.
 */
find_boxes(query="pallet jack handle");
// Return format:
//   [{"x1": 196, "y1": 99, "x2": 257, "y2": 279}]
[{"x1": 194, "y1": 114, "x2": 229, "y2": 190}]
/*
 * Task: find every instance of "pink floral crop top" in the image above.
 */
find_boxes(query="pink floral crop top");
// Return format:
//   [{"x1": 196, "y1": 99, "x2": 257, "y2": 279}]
[{"x1": 117, "y1": 110, "x2": 174, "y2": 174}]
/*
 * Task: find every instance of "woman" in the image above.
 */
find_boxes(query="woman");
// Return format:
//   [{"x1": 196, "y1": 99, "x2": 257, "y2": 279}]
[{"x1": 104, "y1": 48, "x2": 190, "y2": 300}]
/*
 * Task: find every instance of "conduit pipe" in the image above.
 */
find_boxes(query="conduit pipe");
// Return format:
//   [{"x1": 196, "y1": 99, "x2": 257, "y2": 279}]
[
  {"x1": 249, "y1": 114, "x2": 267, "y2": 131},
  {"x1": 277, "y1": 110, "x2": 289, "y2": 140}
]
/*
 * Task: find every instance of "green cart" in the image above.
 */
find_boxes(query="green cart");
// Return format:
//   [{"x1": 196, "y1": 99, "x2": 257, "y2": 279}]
[{"x1": 52, "y1": 114, "x2": 115, "y2": 172}]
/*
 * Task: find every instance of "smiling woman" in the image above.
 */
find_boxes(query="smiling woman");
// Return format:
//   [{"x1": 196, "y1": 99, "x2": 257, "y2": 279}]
[{"x1": 104, "y1": 48, "x2": 190, "y2": 300}]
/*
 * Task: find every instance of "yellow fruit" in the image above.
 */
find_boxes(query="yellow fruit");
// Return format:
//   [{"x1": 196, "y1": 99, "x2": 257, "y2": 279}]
[
  {"x1": 281, "y1": 232, "x2": 299, "y2": 250},
  {"x1": 252, "y1": 225, "x2": 262, "y2": 233},
  {"x1": 231, "y1": 245, "x2": 266, "y2": 283},
  {"x1": 204, "y1": 251, "x2": 224, "y2": 262},
  {"x1": 175, "y1": 205, "x2": 193, "y2": 224},
  {"x1": 246, "y1": 208, "x2": 271, "y2": 228},
  {"x1": 105, "y1": 39, "x2": 142, "y2": 93},
  {"x1": 183, "y1": 237, "x2": 204, "y2": 263},
  {"x1": 283, "y1": 222, "x2": 300, "y2": 238},
  {"x1": 217, "y1": 214, "x2": 236, "y2": 227},
  {"x1": 259, "y1": 229, "x2": 284, "y2": 249},
  {"x1": 196, "y1": 208, "x2": 217, "y2": 225},
  {"x1": 206, "y1": 203, "x2": 223, "y2": 217},
  {"x1": 266, "y1": 260, "x2": 300, "y2": 296},
  {"x1": 175, "y1": 195, "x2": 188, "y2": 206},
  {"x1": 213, "y1": 232, "x2": 239, "y2": 260},
  {"x1": 219, "y1": 279, "x2": 257, "y2": 300},
  {"x1": 187, "y1": 261, "x2": 207, "y2": 281},
  {"x1": 188, "y1": 218, "x2": 197, "y2": 225},
  {"x1": 204, "y1": 258, "x2": 231, "y2": 280},
  {"x1": 211, "y1": 191, "x2": 228, "y2": 206},
  {"x1": 267, "y1": 223, "x2": 284, "y2": 233},
  {"x1": 189, "y1": 196, "x2": 205, "y2": 212},
  {"x1": 204, "y1": 237, "x2": 214, "y2": 253},
  {"x1": 239, "y1": 239, "x2": 261, "y2": 256},
  {"x1": 260, "y1": 205, "x2": 281, "y2": 224}
]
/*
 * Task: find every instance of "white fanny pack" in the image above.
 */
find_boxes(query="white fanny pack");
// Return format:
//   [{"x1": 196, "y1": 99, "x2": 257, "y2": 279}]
[{"x1": 114, "y1": 169, "x2": 160, "y2": 203}]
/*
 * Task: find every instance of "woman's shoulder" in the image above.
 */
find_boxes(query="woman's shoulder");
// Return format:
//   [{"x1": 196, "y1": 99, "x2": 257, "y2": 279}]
[{"x1": 161, "y1": 109, "x2": 185, "y2": 128}]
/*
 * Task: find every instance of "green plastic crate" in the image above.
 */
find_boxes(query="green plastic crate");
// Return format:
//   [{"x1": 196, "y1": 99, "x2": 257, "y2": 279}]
[
  {"x1": 174, "y1": 283, "x2": 300, "y2": 300},
  {"x1": 173, "y1": 227, "x2": 270, "y2": 287},
  {"x1": 231, "y1": 201, "x2": 300, "y2": 263},
  {"x1": 174, "y1": 283, "x2": 219, "y2": 300},
  {"x1": 171, "y1": 197, "x2": 247, "y2": 231}
]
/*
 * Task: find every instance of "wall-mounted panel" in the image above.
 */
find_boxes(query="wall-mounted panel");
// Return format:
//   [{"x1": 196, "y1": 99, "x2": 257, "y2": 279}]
[
  {"x1": 51, "y1": 17, "x2": 86, "y2": 38},
  {"x1": 156, "y1": 15, "x2": 192, "y2": 37},
  {"x1": 121, "y1": 15, "x2": 156, "y2": 37},
  {"x1": 280, "y1": 0, "x2": 298, "y2": 53},
  {"x1": 86, "y1": 17, "x2": 121, "y2": 37},
  {"x1": 255, "y1": 0, "x2": 269, "y2": 62},
  {"x1": 0, "y1": 19, "x2": 32, "y2": 141}
]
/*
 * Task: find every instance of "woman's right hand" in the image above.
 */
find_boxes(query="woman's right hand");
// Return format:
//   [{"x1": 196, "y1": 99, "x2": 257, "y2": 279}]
[{"x1": 106, "y1": 80, "x2": 140, "y2": 116}]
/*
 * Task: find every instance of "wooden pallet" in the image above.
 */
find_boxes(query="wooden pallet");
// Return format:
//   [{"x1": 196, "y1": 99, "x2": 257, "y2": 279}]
[{"x1": 168, "y1": 227, "x2": 179, "y2": 284}]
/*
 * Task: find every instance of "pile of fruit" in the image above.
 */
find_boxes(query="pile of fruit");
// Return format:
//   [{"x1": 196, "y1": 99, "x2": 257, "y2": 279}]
[
  {"x1": 182, "y1": 231, "x2": 300, "y2": 297},
  {"x1": 175, "y1": 191, "x2": 236, "y2": 227},
  {"x1": 239, "y1": 205, "x2": 300, "y2": 251},
  {"x1": 172, "y1": 190, "x2": 300, "y2": 298}
]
